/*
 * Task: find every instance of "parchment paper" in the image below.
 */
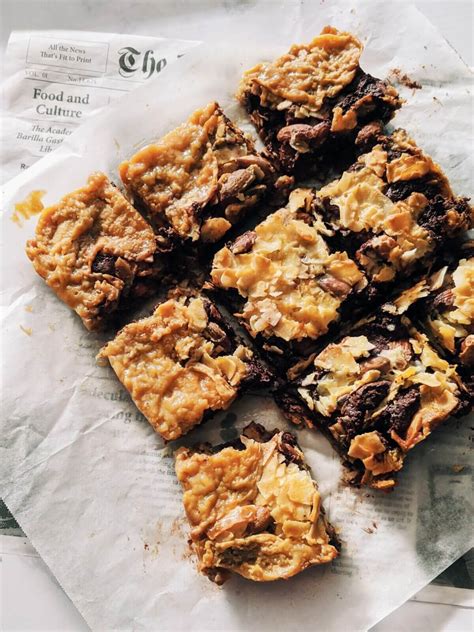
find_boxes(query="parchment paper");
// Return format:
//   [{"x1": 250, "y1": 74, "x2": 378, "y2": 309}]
[{"x1": 1, "y1": 2, "x2": 473, "y2": 630}]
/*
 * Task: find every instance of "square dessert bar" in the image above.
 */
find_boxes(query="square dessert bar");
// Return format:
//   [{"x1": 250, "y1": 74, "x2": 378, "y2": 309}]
[
  {"x1": 315, "y1": 129, "x2": 472, "y2": 292},
  {"x1": 393, "y1": 245, "x2": 474, "y2": 367},
  {"x1": 237, "y1": 26, "x2": 401, "y2": 176},
  {"x1": 119, "y1": 102, "x2": 281, "y2": 252},
  {"x1": 175, "y1": 422, "x2": 338, "y2": 583},
  {"x1": 211, "y1": 188, "x2": 368, "y2": 368},
  {"x1": 276, "y1": 307, "x2": 472, "y2": 491},
  {"x1": 26, "y1": 172, "x2": 159, "y2": 331},
  {"x1": 98, "y1": 295, "x2": 273, "y2": 441}
]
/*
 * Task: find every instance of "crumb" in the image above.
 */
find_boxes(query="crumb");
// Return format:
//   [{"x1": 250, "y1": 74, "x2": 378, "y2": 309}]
[
  {"x1": 144, "y1": 543, "x2": 149, "y2": 550},
  {"x1": 452, "y1": 464, "x2": 465, "y2": 473},
  {"x1": 432, "y1": 96, "x2": 443, "y2": 105},
  {"x1": 389, "y1": 68, "x2": 422, "y2": 90},
  {"x1": 363, "y1": 527, "x2": 374, "y2": 534},
  {"x1": 372, "y1": 521, "x2": 378, "y2": 530},
  {"x1": 20, "y1": 325, "x2": 32, "y2": 336},
  {"x1": 24, "y1": 305, "x2": 33, "y2": 313}
]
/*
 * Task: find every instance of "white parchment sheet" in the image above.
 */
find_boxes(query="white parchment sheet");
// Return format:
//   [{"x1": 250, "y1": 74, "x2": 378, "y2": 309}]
[
  {"x1": 1, "y1": 2, "x2": 473, "y2": 630},
  {"x1": 1, "y1": 30, "x2": 199, "y2": 182}
]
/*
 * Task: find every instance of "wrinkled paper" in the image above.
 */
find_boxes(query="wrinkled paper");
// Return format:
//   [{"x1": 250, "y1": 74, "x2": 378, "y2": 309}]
[
  {"x1": 1, "y1": 2, "x2": 473, "y2": 630},
  {"x1": 1, "y1": 30, "x2": 199, "y2": 182}
]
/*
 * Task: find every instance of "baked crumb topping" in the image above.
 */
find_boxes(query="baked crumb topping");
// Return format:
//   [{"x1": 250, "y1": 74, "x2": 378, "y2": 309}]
[
  {"x1": 119, "y1": 102, "x2": 270, "y2": 243},
  {"x1": 237, "y1": 27, "x2": 363, "y2": 119},
  {"x1": 175, "y1": 428, "x2": 338, "y2": 582},
  {"x1": 98, "y1": 297, "x2": 251, "y2": 440},
  {"x1": 212, "y1": 188, "x2": 365, "y2": 341},
  {"x1": 296, "y1": 317, "x2": 464, "y2": 488},
  {"x1": 25, "y1": 172, "x2": 156, "y2": 331}
]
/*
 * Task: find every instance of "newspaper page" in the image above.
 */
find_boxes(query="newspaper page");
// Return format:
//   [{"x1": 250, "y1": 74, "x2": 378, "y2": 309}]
[
  {"x1": 1, "y1": 30, "x2": 199, "y2": 183},
  {"x1": 1, "y1": 3, "x2": 473, "y2": 630}
]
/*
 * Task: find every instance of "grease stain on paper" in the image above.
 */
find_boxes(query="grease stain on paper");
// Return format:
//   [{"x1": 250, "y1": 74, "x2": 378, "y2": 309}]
[{"x1": 11, "y1": 190, "x2": 45, "y2": 226}]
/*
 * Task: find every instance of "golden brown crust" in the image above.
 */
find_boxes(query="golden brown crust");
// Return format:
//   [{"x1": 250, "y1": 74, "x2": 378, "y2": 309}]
[
  {"x1": 119, "y1": 102, "x2": 271, "y2": 244},
  {"x1": 211, "y1": 188, "x2": 365, "y2": 342},
  {"x1": 175, "y1": 428, "x2": 338, "y2": 582},
  {"x1": 25, "y1": 172, "x2": 156, "y2": 330},
  {"x1": 237, "y1": 27, "x2": 363, "y2": 120},
  {"x1": 98, "y1": 296, "x2": 253, "y2": 441}
]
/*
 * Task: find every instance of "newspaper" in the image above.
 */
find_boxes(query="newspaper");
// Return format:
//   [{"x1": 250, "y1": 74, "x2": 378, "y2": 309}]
[
  {"x1": 1, "y1": 30, "x2": 199, "y2": 182},
  {"x1": 1, "y1": 2, "x2": 473, "y2": 630}
]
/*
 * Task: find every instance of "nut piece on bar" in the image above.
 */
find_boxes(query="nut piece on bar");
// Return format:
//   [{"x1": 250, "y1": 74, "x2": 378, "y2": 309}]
[
  {"x1": 211, "y1": 188, "x2": 367, "y2": 366},
  {"x1": 237, "y1": 26, "x2": 401, "y2": 175},
  {"x1": 97, "y1": 295, "x2": 273, "y2": 441},
  {"x1": 26, "y1": 172, "x2": 158, "y2": 331},
  {"x1": 175, "y1": 422, "x2": 339, "y2": 583},
  {"x1": 277, "y1": 307, "x2": 472, "y2": 491},
  {"x1": 119, "y1": 102, "x2": 275, "y2": 252},
  {"x1": 316, "y1": 129, "x2": 472, "y2": 288},
  {"x1": 393, "y1": 249, "x2": 474, "y2": 367}
]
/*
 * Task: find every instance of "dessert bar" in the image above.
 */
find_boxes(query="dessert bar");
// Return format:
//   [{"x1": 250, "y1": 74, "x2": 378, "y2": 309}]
[
  {"x1": 237, "y1": 26, "x2": 401, "y2": 176},
  {"x1": 276, "y1": 305, "x2": 472, "y2": 491},
  {"x1": 98, "y1": 295, "x2": 273, "y2": 440},
  {"x1": 119, "y1": 102, "x2": 279, "y2": 253},
  {"x1": 211, "y1": 188, "x2": 368, "y2": 368},
  {"x1": 315, "y1": 129, "x2": 472, "y2": 290},
  {"x1": 175, "y1": 422, "x2": 339, "y2": 583},
  {"x1": 26, "y1": 172, "x2": 159, "y2": 331}
]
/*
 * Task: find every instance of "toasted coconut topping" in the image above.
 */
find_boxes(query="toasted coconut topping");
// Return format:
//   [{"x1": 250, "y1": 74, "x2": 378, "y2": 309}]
[
  {"x1": 237, "y1": 27, "x2": 363, "y2": 119},
  {"x1": 212, "y1": 188, "x2": 365, "y2": 341},
  {"x1": 98, "y1": 297, "x2": 250, "y2": 440},
  {"x1": 26, "y1": 172, "x2": 156, "y2": 331},
  {"x1": 426, "y1": 257, "x2": 474, "y2": 359},
  {"x1": 175, "y1": 428, "x2": 338, "y2": 582},
  {"x1": 296, "y1": 316, "x2": 464, "y2": 487}
]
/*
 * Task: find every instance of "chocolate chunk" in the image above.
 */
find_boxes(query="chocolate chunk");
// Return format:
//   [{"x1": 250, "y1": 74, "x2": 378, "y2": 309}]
[
  {"x1": 355, "y1": 121, "x2": 384, "y2": 149},
  {"x1": 317, "y1": 274, "x2": 352, "y2": 298},
  {"x1": 91, "y1": 252, "x2": 116, "y2": 275},
  {"x1": 378, "y1": 386, "x2": 421, "y2": 436},
  {"x1": 274, "y1": 391, "x2": 314, "y2": 428},
  {"x1": 230, "y1": 230, "x2": 257, "y2": 255},
  {"x1": 353, "y1": 315, "x2": 407, "y2": 353},
  {"x1": 278, "y1": 431, "x2": 304, "y2": 466},
  {"x1": 333, "y1": 70, "x2": 393, "y2": 119},
  {"x1": 339, "y1": 381, "x2": 391, "y2": 437},
  {"x1": 418, "y1": 195, "x2": 471, "y2": 241},
  {"x1": 241, "y1": 360, "x2": 274, "y2": 388},
  {"x1": 384, "y1": 176, "x2": 441, "y2": 202},
  {"x1": 206, "y1": 322, "x2": 232, "y2": 353}
]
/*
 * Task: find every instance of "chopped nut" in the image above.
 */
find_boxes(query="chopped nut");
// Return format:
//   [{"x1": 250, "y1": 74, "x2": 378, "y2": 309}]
[{"x1": 230, "y1": 231, "x2": 257, "y2": 255}]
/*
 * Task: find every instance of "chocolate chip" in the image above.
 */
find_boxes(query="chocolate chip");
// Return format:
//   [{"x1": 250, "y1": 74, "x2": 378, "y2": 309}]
[
  {"x1": 355, "y1": 121, "x2": 384, "y2": 149},
  {"x1": 377, "y1": 386, "x2": 421, "y2": 436},
  {"x1": 339, "y1": 380, "x2": 391, "y2": 439},
  {"x1": 384, "y1": 177, "x2": 441, "y2": 202},
  {"x1": 91, "y1": 252, "x2": 116, "y2": 275}
]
